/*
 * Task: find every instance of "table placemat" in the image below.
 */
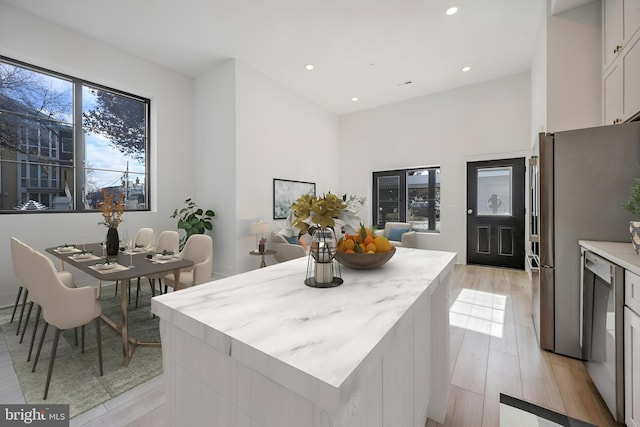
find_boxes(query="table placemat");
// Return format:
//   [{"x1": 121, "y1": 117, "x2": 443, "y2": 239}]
[
  {"x1": 69, "y1": 253, "x2": 101, "y2": 262},
  {"x1": 53, "y1": 247, "x2": 82, "y2": 255},
  {"x1": 88, "y1": 263, "x2": 130, "y2": 274},
  {"x1": 147, "y1": 256, "x2": 180, "y2": 264}
]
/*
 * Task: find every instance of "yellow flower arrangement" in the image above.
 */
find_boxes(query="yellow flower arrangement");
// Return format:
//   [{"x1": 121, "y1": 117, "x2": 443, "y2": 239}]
[
  {"x1": 98, "y1": 189, "x2": 125, "y2": 228},
  {"x1": 291, "y1": 192, "x2": 347, "y2": 235}
]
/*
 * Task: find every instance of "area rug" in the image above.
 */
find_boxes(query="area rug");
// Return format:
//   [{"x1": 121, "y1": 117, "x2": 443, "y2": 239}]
[
  {"x1": 500, "y1": 394, "x2": 597, "y2": 427},
  {"x1": 0, "y1": 282, "x2": 163, "y2": 418}
]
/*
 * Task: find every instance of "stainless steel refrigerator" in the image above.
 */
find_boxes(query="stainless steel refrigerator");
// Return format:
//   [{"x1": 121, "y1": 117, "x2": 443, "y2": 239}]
[{"x1": 536, "y1": 121, "x2": 640, "y2": 359}]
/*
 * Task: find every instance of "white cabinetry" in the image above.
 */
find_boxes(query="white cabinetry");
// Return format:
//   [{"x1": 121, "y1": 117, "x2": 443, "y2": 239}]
[
  {"x1": 625, "y1": 270, "x2": 640, "y2": 427},
  {"x1": 604, "y1": 0, "x2": 624, "y2": 70},
  {"x1": 602, "y1": 0, "x2": 640, "y2": 124},
  {"x1": 625, "y1": 307, "x2": 640, "y2": 427}
]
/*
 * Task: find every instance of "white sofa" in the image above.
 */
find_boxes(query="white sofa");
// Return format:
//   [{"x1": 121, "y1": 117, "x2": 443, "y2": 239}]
[
  {"x1": 270, "y1": 232, "x2": 307, "y2": 262},
  {"x1": 374, "y1": 222, "x2": 417, "y2": 248}
]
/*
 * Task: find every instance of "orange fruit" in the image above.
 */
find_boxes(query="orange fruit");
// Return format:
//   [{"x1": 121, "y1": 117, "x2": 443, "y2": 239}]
[
  {"x1": 364, "y1": 235, "x2": 374, "y2": 246},
  {"x1": 374, "y1": 236, "x2": 392, "y2": 252},
  {"x1": 345, "y1": 249, "x2": 355, "y2": 254},
  {"x1": 365, "y1": 243, "x2": 377, "y2": 253},
  {"x1": 344, "y1": 239, "x2": 355, "y2": 251}
]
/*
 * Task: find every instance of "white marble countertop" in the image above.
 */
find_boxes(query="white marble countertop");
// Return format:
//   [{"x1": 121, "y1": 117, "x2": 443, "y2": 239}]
[
  {"x1": 151, "y1": 247, "x2": 456, "y2": 408},
  {"x1": 578, "y1": 240, "x2": 640, "y2": 275}
]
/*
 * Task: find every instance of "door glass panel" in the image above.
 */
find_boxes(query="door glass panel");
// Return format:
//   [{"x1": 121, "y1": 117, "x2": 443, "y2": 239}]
[
  {"x1": 477, "y1": 167, "x2": 512, "y2": 216},
  {"x1": 376, "y1": 176, "x2": 400, "y2": 226}
]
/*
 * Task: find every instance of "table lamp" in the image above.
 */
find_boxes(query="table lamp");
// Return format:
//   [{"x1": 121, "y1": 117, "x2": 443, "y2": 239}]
[{"x1": 250, "y1": 220, "x2": 270, "y2": 253}]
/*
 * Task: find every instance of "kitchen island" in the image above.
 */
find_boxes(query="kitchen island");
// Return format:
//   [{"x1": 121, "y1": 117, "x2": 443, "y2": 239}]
[{"x1": 151, "y1": 247, "x2": 456, "y2": 427}]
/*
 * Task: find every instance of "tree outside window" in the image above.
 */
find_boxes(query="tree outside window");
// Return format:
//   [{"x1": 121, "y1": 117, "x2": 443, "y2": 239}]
[{"x1": 0, "y1": 57, "x2": 149, "y2": 212}]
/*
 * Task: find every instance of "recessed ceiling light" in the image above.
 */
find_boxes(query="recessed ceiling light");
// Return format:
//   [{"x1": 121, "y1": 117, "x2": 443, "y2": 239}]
[
  {"x1": 462, "y1": 66, "x2": 471, "y2": 72},
  {"x1": 305, "y1": 64, "x2": 314, "y2": 71},
  {"x1": 351, "y1": 97, "x2": 359, "y2": 102},
  {"x1": 446, "y1": 6, "x2": 459, "y2": 16}
]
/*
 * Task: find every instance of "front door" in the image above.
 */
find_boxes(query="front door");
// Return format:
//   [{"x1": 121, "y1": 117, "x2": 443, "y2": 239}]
[{"x1": 467, "y1": 158, "x2": 525, "y2": 270}]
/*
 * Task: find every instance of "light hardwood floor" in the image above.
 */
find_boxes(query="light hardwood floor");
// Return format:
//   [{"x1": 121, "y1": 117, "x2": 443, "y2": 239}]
[
  {"x1": 427, "y1": 264, "x2": 618, "y2": 427},
  {"x1": 0, "y1": 264, "x2": 619, "y2": 426}
]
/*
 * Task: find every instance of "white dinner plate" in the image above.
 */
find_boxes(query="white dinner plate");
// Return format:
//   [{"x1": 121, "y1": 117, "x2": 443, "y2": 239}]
[
  {"x1": 74, "y1": 253, "x2": 92, "y2": 259},
  {"x1": 57, "y1": 246, "x2": 76, "y2": 253},
  {"x1": 156, "y1": 255, "x2": 173, "y2": 260},
  {"x1": 96, "y1": 263, "x2": 116, "y2": 270}
]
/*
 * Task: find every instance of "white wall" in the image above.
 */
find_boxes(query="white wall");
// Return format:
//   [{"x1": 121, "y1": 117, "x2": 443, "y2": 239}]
[
  {"x1": 546, "y1": 0, "x2": 601, "y2": 131},
  {"x1": 196, "y1": 59, "x2": 340, "y2": 275},
  {"x1": 194, "y1": 61, "x2": 237, "y2": 277},
  {"x1": 338, "y1": 73, "x2": 532, "y2": 263},
  {"x1": 0, "y1": 3, "x2": 196, "y2": 307}
]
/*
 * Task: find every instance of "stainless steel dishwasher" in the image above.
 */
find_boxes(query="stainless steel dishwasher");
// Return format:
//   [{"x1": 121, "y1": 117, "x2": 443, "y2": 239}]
[{"x1": 581, "y1": 249, "x2": 625, "y2": 423}]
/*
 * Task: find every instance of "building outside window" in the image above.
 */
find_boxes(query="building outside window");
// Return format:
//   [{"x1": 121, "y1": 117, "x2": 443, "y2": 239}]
[
  {"x1": 372, "y1": 167, "x2": 441, "y2": 232},
  {"x1": 0, "y1": 56, "x2": 149, "y2": 212}
]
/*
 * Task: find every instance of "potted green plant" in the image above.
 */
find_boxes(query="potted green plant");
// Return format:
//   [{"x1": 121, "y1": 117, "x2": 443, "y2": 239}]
[
  {"x1": 623, "y1": 176, "x2": 640, "y2": 254},
  {"x1": 171, "y1": 198, "x2": 215, "y2": 250}
]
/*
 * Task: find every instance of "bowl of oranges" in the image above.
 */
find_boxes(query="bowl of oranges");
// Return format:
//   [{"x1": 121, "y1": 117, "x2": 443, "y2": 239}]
[{"x1": 335, "y1": 225, "x2": 396, "y2": 269}]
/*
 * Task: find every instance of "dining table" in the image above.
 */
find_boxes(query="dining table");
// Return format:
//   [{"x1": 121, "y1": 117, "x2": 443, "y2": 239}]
[{"x1": 45, "y1": 242, "x2": 193, "y2": 367}]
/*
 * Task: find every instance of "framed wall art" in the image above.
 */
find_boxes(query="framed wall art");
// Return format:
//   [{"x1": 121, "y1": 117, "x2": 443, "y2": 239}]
[{"x1": 273, "y1": 178, "x2": 316, "y2": 219}]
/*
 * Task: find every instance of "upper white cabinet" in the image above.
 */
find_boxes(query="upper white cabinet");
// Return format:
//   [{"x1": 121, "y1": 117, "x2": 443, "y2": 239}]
[
  {"x1": 603, "y1": 0, "x2": 640, "y2": 124},
  {"x1": 604, "y1": 0, "x2": 624, "y2": 69},
  {"x1": 603, "y1": 60, "x2": 623, "y2": 125}
]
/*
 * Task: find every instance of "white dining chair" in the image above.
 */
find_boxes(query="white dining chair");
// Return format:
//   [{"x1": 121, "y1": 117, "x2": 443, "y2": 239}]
[
  {"x1": 11, "y1": 239, "x2": 76, "y2": 361},
  {"x1": 9, "y1": 237, "x2": 27, "y2": 334},
  {"x1": 29, "y1": 250, "x2": 103, "y2": 400},
  {"x1": 163, "y1": 234, "x2": 212, "y2": 291},
  {"x1": 134, "y1": 227, "x2": 155, "y2": 249}
]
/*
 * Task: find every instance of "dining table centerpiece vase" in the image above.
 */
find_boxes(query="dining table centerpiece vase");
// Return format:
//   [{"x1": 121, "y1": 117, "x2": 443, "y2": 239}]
[{"x1": 98, "y1": 188, "x2": 125, "y2": 257}]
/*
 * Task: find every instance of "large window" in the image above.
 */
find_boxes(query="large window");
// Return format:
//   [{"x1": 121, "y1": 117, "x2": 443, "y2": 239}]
[
  {"x1": 0, "y1": 57, "x2": 149, "y2": 212},
  {"x1": 373, "y1": 167, "x2": 441, "y2": 232}
]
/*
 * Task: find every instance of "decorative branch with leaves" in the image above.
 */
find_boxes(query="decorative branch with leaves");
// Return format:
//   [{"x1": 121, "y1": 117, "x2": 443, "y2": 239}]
[{"x1": 97, "y1": 189, "x2": 125, "y2": 228}]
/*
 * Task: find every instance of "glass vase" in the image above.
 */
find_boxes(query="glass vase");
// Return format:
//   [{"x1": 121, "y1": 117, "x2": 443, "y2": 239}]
[{"x1": 304, "y1": 226, "x2": 342, "y2": 288}]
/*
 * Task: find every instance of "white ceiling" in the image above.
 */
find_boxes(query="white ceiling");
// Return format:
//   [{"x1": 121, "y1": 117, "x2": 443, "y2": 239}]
[{"x1": 3, "y1": 0, "x2": 555, "y2": 115}]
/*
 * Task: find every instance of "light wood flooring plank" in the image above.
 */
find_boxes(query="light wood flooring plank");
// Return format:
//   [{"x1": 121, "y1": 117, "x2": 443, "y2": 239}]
[
  {"x1": 515, "y1": 323, "x2": 565, "y2": 413},
  {"x1": 547, "y1": 352, "x2": 618, "y2": 427},
  {"x1": 481, "y1": 349, "x2": 522, "y2": 427},
  {"x1": 488, "y1": 295, "x2": 518, "y2": 357},
  {"x1": 450, "y1": 330, "x2": 490, "y2": 395},
  {"x1": 426, "y1": 384, "x2": 484, "y2": 427}
]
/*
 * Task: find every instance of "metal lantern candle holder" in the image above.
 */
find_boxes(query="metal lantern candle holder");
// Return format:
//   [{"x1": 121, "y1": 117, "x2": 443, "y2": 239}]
[{"x1": 304, "y1": 227, "x2": 343, "y2": 288}]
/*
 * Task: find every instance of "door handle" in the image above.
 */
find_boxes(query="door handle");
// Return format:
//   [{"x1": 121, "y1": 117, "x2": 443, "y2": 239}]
[{"x1": 468, "y1": 209, "x2": 473, "y2": 215}]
